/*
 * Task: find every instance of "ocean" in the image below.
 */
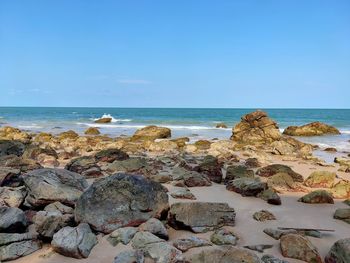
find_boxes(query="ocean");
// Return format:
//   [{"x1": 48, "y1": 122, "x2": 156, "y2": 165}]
[{"x1": 0, "y1": 107, "x2": 349, "y2": 156}]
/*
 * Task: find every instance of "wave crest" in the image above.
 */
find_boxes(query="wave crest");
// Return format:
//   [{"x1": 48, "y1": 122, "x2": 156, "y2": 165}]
[{"x1": 93, "y1": 114, "x2": 131, "y2": 123}]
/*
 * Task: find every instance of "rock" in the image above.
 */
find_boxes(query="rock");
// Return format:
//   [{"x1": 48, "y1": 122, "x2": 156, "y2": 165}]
[
  {"x1": 0, "y1": 140, "x2": 25, "y2": 157},
  {"x1": 167, "y1": 202, "x2": 235, "y2": 233},
  {"x1": 304, "y1": 171, "x2": 336, "y2": 188},
  {"x1": 280, "y1": 234, "x2": 322, "y2": 263},
  {"x1": 0, "y1": 155, "x2": 42, "y2": 173},
  {"x1": 325, "y1": 238, "x2": 350, "y2": 263},
  {"x1": 245, "y1": 158, "x2": 261, "y2": 168},
  {"x1": 51, "y1": 223, "x2": 97, "y2": 259},
  {"x1": 65, "y1": 156, "x2": 103, "y2": 178},
  {"x1": 267, "y1": 173, "x2": 296, "y2": 192},
  {"x1": 170, "y1": 188, "x2": 196, "y2": 200},
  {"x1": 131, "y1": 231, "x2": 182, "y2": 263},
  {"x1": 263, "y1": 228, "x2": 297, "y2": 240},
  {"x1": 283, "y1": 122, "x2": 340, "y2": 136},
  {"x1": 261, "y1": 254, "x2": 289, "y2": 263},
  {"x1": 148, "y1": 140, "x2": 178, "y2": 152},
  {"x1": 253, "y1": 210, "x2": 276, "y2": 221},
  {"x1": 0, "y1": 207, "x2": 27, "y2": 233},
  {"x1": 94, "y1": 117, "x2": 112, "y2": 123},
  {"x1": 210, "y1": 228, "x2": 238, "y2": 245},
  {"x1": 132, "y1": 125, "x2": 171, "y2": 141},
  {"x1": 331, "y1": 180, "x2": 350, "y2": 199},
  {"x1": 334, "y1": 157, "x2": 350, "y2": 167},
  {"x1": 95, "y1": 148, "x2": 129, "y2": 162},
  {"x1": 108, "y1": 227, "x2": 138, "y2": 246},
  {"x1": 344, "y1": 199, "x2": 350, "y2": 206},
  {"x1": 0, "y1": 167, "x2": 21, "y2": 187},
  {"x1": 231, "y1": 110, "x2": 281, "y2": 144},
  {"x1": 334, "y1": 208, "x2": 350, "y2": 224},
  {"x1": 325, "y1": 147, "x2": 337, "y2": 152},
  {"x1": 149, "y1": 173, "x2": 172, "y2": 183},
  {"x1": 257, "y1": 164, "x2": 303, "y2": 182},
  {"x1": 22, "y1": 145, "x2": 58, "y2": 160},
  {"x1": 226, "y1": 177, "x2": 267, "y2": 196},
  {"x1": 33, "y1": 211, "x2": 71, "y2": 239},
  {"x1": 171, "y1": 137, "x2": 190, "y2": 147},
  {"x1": 173, "y1": 167, "x2": 211, "y2": 187},
  {"x1": 194, "y1": 155, "x2": 223, "y2": 183},
  {"x1": 0, "y1": 186, "x2": 26, "y2": 207},
  {"x1": 186, "y1": 245, "x2": 262, "y2": 263},
  {"x1": 114, "y1": 250, "x2": 145, "y2": 263},
  {"x1": 244, "y1": 244, "x2": 273, "y2": 253},
  {"x1": 194, "y1": 140, "x2": 211, "y2": 150},
  {"x1": 106, "y1": 157, "x2": 147, "y2": 174},
  {"x1": 172, "y1": 236, "x2": 211, "y2": 252},
  {"x1": 44, "y1": 201, "x2": 74, "y2": 214},
  {"x1": 75, "y1": 174, "x2": 169, "y2": 234},
  {"x1": 0, "y1": 239, "x2": 41, "y2": 261},
  {"x1": 58, "y1": 130, "x2": 79, "y2": 140},
  {"x1": 298, "y1": 190, "x2": 334, "y2": 204},
  {"x1": 139, "y1": 218, "x2": 168, "y2": 240},
  {"x1": 225, "y1": 165, "x2": 254, "y2": 183},
  {"x1": 23, "y1": 168, "x2": 88, "y2": 207},
  {"x1": 216, "y1": 123, "x2": 228, "y2": 128},
  {"x1": 257, "y1": 189, "x2": 282, "y2": 205},
  {"x1": 84, "y1": 127, "x2": 100, "y2": 135}
]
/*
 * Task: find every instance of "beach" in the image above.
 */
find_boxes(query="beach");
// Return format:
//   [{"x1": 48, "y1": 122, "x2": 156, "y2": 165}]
[{"x1": 1, "y1": 109, "x2": 350, "y2": 263}]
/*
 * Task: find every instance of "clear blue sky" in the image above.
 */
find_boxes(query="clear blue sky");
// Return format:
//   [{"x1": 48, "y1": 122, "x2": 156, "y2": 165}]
[{"x1": 1, "y1": 0, "x2": 349, "y2": 108}]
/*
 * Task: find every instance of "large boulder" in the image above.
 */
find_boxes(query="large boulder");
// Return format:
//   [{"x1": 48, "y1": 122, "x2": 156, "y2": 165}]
[
  {"x1": 304, "y1": 171, "x2": 336, "y2": 188},
  {"x1": 75, "y1": 174, "x2": 169, "y2": 233},
  {"x1": 333, "y1": 208, "x2": 350, "y2": 224},
  {"x1": 224, "y1": 165, "x2": 254, "y2": 184},
  {"x1": 325, "y1": 238, "x2": 350, "y2": 263},
  {"x1": 84, "y1": 127, "x2": 100, "y2": 135},
  {"x1": 0, "y1": 167, "x2": 21, "y2": 187},
  {"x1": 267, "y1": 173, "x2": 296, "y2": 192},
  {"x1": 94, "y1": 117, "x2": 112, "y2": 123},
  {"x1": 167, "y1": 202, "x2": 235, "y2": 233},
  {"x1": 231, "y1": 110, "x2": 281, "y2": 144},
  {"x1": 0, "y1": 186, "x2": 26, "y2": 207},
  {"x1": 0, "y1": 155, "x2": 42, "y2": 173},
  {"x1": 132, "y1": 125, "x2": 171, "y2": 141},
  {"x1": 172, "y1": 167, "x2": 211, "y2": 187},
  {"x1": 51, "y1": 223, "x2": 97, "y2": 259},
  {"x1": 331, "y1": 180, "x2": 350, "y2": 199},
  {"x1": 0, "y1": 207, "x2": 27, "y2": 233},
  {"x1": 186, "y1": 246, "x2": 262, "y2": 263},
  {"x1": 280, "y1": 234, "x2": 322, "y2": 263},
  {"x1": 257, "y1": 164, "x2": 303, "y2": 182},
  {"x1": 22, "y1": 168, "x2": 88, "y2": 207},
  {"x1": 283, "y1": 122, "x2": 340, "y2": 136}
]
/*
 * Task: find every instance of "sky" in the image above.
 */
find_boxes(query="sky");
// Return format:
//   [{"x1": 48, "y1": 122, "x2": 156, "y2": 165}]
[{"x1": 0, "y1": 0, "x2": 350, "y2": 108}]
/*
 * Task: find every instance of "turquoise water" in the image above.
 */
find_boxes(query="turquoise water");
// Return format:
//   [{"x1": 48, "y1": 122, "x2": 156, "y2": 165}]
[{"x1": 0, "y1": 107, "x2": 349, "y2": 153}]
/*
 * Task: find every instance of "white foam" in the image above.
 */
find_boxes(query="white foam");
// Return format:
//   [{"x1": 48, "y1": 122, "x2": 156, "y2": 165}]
[
  {"x1": 340, "y1": 130, "x2": 350, "y2": 134},
  {"x1": 18, "y1": 124, "x2": 43, "y2": 129},
  {"x1": 93, "y1": 114, "x2": 132, "y2": 123}
]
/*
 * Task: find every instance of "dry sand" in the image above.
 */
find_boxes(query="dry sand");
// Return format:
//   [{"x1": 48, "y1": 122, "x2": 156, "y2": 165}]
[{"x1": 12, "y1": 157, "x2": 350, "y2": 263}]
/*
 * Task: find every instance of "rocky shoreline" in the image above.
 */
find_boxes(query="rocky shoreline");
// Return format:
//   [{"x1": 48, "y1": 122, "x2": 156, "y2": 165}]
[{"x1": 0, "y1": 110, "x2": 349, "y2": 263}]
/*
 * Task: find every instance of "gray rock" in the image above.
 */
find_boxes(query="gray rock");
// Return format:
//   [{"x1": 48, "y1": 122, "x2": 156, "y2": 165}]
[
  {"x1": 225, "y1": 165, "x2": 255, "y2": 183},
  {"x1": 172, "y1": 236, "x2": 211, "y2": 252},
  {"x1": 95, "y1": 148, "x2": 129, "y2": 163},
  {"x1": 194, "y1": 155, "x2": 223, "y2": 183},
  {"x1": 33, "y1": 211, "x2": 72, "y2": 239},
  {"x1": 186, "y1": 245, "x2": 262, "y2": 263},
  {"x1": 211, "y1": 228, "x2": 238, "y2": 245},
  {"x1": 0, "y1": 140, "x2": 25, "y2": 157},
  {"x1": 257, "y1": 164, "x2": 303, "y2": 182},
  {"x1": 170, "y1": 188, "x2": 196, "y2": 200},
  {"x1": 51, "y1": 223, "x2": 97, "y2": 259},
  {"x1": 0, "y1": 232, "x2": 37, "y2": 246},
  {"x1": 22, "y1": 168, "x2": 88, "y2": 207},
  {"x1": 0, "y1": 240, "x2": 41, "y2": 261},
  {"x1": 75, "y1": 174, "x2": 169, "y2": 234},
  {"x1": 139, "y1": 218, "x2": 168, "y2": 240},
  {"x1": 44, "y1": 201, "x2": 74, "y2": 214},
  {"x1": 334, "y1": 208, "x2": 350, "y2": 224},
  {"x1": 261, "y1": 254, "x2": 289, "y2": 263},
  {"x1": 114, "y1": 250, "x2": 145, "y2": 263},
  {"x1": 108, "y1": 227, "x2": 138, "y2": 246},
  {"x1": 257, "y1": 189, "x2": 281, "y2": 205},
  {"x1": 131, "y1": 232, "x2": 182, "y2": 263},
  {"x1": 172, "y1": 167, "x2": 212, "y2": 187},
  {"x1": 65, "y1": 156, "x2": 103, "y2": 178},
  {"x1": 0, "y1": 167, "x2": 21, "y2": 187},
  {"x1": 0, "y1": 207, "x2": 27, "y2": 233},
  {"x1": 168, "y1": 202, "x2": 235, "y2": 233},
  {"x1": 263, "y1": 228, "x2": 297, "y2": 240},
  {"x1": 226, "y1": 177, "x2": 267, "y2": 196},
  {"x1": 0, "y1": 186, "x2": 26, "y2": 207},
  {"x1": 325, "y1": 238, "x2": 350, "y2": 263}
]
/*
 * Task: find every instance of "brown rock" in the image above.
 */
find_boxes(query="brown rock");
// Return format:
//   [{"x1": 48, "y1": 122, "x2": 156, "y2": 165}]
[{"x1": 283, "y1": 122, "x2": 340, "y2": 136}]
